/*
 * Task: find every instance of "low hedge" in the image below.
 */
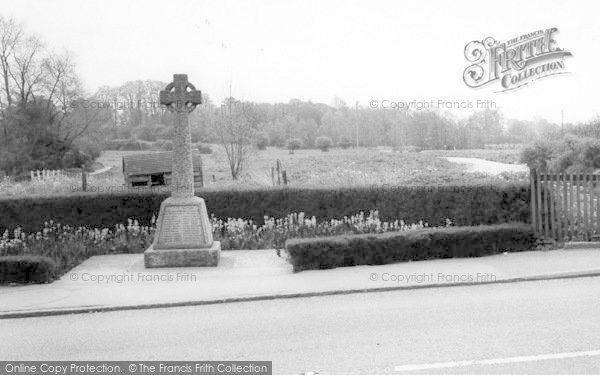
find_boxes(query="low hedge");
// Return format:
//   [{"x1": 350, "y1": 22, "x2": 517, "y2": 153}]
[
  {"x1": 0, "y1": 256, "x2": 56, "y2": 284},
  {"x1": 0, "y1": 184, "x2": 530, "y2": 233},
  {"x1": 285, "y1": 223, "x2": 537, "y2": 272}
]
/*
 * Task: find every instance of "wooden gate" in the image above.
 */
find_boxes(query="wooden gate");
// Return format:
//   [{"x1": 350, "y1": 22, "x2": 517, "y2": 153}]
[{"x1": 530, "y1": 169, "x2": 600, "y2": 242}]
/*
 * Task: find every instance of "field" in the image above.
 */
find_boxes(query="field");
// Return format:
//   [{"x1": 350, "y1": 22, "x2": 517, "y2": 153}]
[
  {"x1": 0, "y1": 146, "x2": 527, "y2": 197},
  {"x1": 99, "y1": 146, "x2": 527, "y2": 187}
]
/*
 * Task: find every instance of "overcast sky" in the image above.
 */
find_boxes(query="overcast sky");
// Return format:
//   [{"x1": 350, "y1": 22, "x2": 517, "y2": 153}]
[{"x1": 2, "y1": 0, "x2": 599, "y2": 123}]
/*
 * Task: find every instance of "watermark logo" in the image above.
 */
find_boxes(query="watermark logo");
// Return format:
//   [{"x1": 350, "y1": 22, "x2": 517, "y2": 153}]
[{"x1": 463, "y1": 27, "x2": 572, "y2": 92}]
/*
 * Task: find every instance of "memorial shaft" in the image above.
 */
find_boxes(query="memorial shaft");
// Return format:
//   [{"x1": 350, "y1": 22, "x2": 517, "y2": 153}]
[{"x1": 172, "y1": 106, "x2": 194, "y2": 197}]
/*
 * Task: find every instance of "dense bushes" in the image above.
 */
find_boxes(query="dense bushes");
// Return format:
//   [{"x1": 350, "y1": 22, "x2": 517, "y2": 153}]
[
  {"x1": 316, "y1": 136, "x2": 333, "y2": 151},
  {"x1": 286, "y1": 223, "x2": 537, "y2": 272},
  {"x1": 104, "y1": 138, "x2": 153, "y2": 151},
  {"x1": 0, "y1": 184, "x2": 530, "y2": 233},
  {"x1": 255, "y1": 132, "x2": 270, "y2": 150},
  {"x1": 287, "y1": 138, "x2": 303, "y2": 153},
  {"x1": 339, "y1": 136, "x2": 353, "y2": 149},
  {"x1": 103, "y1": 139, "x2": 213, "y2": 153},
  {"x1": 0, "y1": 101, "x2": 101, "y2": 175},
  {"x1": 195, "y1": 143, "x2": 213, "y2": 154},
  {"x1": 521, "y1": 135, "x2": 600, "y2": 172},
  {"x1": 0, "y1": 255, "x2": 56, "y2": 284},
  {"x1": 154, "y1": 139, "x2": 173, "y2": 150}
]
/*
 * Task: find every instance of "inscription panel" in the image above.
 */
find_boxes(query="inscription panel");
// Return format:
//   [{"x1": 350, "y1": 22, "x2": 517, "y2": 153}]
[{"x1": 156, "y1": 205, "x2": 206, "y2": 248}]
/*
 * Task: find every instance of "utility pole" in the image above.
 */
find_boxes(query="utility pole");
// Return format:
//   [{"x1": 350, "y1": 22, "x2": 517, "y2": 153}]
[{"x1": 113, "y1": 98, "x2": 118, "y2": 138}]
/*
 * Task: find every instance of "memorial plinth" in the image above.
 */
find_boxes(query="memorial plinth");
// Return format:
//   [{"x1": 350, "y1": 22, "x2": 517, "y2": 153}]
[
  {"x1": 144, "y1": 196, "x2": 220, "y2": 267},
  {"x1": 144, "y1": 74, "x2": 221, "y2": 268}
]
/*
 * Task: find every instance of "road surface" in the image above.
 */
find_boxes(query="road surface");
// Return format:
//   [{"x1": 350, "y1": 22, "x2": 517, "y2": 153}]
[{"x1": 2, "y1": 277, "x2": 600, "y2": 374}]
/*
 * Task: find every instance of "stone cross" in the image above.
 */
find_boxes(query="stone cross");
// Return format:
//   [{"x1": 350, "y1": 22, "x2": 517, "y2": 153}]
[
  {"x1": 145, "y1": 74, "x2": 220, "y2": 268},
  {"x1": 160, "y1": 74, "x2": 203, "y2": 197}
]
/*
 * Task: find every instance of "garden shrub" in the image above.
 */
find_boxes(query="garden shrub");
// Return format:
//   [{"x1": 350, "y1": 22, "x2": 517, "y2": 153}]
[
  {"x1": 102, "y1": 139, "x2": 128, "y2": 150},
  {"x1": 285, "y1": 223, "x2": 537, "y2": 272},
  {"x1": 521, "y1": 135, "x2": 600, "y2": 172},
  {"x1": 316, "y1": 136, "x2": 333, "y2": 151},
  {"x1": 0, "y1": 255, "x2": 56, "y2": 284},
  {"x1": 255, "y1": 132, "x2": 270, "y2": 150},
  {"x1": 339, "y1": 136, "x2": 353, "y2": 149},
  {"x1": 137, "y1": 127, "x2": 158, "y2": 142},
  {"x1": 0, "y1": 184, "x2": 530, "y2": 233},
  {"x1": 287, "y1": 138, "x2": 303, "y2": 153},
  {"x1": 196, "y1": 143, "x2": 213, "y2": 154},
  {"x1": 104, "y1": 139, "x2": 152, "y2": 151},
  {"x1": 153, "y1": 139, "x2": 173, "y2": 151}
]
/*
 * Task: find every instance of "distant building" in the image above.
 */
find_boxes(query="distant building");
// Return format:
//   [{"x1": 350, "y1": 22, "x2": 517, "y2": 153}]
[{"x1": 122, "y1": 151, "x2": 203, "y2": 188}]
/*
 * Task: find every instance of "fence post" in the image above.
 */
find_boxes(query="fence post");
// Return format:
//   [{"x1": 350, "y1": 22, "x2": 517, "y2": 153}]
[
  {"x1": 561, "y1": 173, "x2": 569, "y2": 242},
  {"x1": 81, "y1": 166, "x2": 87, "y2": 192},
  {"x1": 549, "y1": 173, "x2": 558, "y2": 240},
  {"x1": 536, "y1": 170, "x2": 543, "y2": 235},
  {"x1": 556, "y1": 173, "x2": 563, "y2": 243},
  {"x1": 596, "y1": 176, "x2": 600, "y2": 239},
  {"x1": 571, "y1": 173, "x2": 577, "y2": 239},
  {"x1": 592, "y1": 174, "x2": 597, "y2": 239},
  {"x1": 198, "y1": 157, "x2": 204, "y2": 188},
  {"x1": 586, "y1": 173, "x2": 592, "y2": 240},
  {"x1": 271, "y1": 167, "x2": 275, "y2": 186},
  {"x1": 542, "y1": 172, "x2": 549, "y2": 238},
  {"x1": 530, "y1": 169, "x2": 537, "y2": 235}
]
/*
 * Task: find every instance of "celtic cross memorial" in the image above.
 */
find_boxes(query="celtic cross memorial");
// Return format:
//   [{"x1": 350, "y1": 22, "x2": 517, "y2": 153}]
[{"x1": 144, "y1": 74, "x2": 221, "y2": 267}]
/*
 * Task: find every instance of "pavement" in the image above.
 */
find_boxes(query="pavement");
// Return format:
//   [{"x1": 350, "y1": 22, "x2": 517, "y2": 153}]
[{"x1": 1, "y1": 248, "x2": 600, "y2": 319}]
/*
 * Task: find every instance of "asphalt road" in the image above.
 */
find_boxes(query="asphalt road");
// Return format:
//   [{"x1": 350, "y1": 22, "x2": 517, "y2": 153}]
[{"x1": 2, "y1": 277, "x2": 600, "y2": 375}]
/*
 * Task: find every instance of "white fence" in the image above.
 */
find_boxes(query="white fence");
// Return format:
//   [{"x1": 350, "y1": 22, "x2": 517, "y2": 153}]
[{"x1": 30, "y1": 169, "x2": 63, "y2": 181}]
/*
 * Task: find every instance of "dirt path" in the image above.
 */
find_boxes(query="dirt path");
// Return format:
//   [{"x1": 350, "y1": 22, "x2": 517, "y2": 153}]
[
  {"x1": 89, "y1": 165, "x2": 113, "y2": 175},
  {"x1": 441, "y1": 157, "x2": 529, "y2": 175}
]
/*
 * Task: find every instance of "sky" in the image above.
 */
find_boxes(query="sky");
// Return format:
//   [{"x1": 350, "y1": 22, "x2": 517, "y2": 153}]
[{"x1": 1, "y1": 0, "x2": 599, "y2": 123}]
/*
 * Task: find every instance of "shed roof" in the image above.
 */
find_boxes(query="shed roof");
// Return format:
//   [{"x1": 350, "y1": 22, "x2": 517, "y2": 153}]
[{"x1": 123, "y1": 151, "x2": 203, "y2": 176}]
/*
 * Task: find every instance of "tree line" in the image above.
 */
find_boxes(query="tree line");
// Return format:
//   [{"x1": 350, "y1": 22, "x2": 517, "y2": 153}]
[{"x1": 93, "y1": 87, "x2": 562, "y2": 151}]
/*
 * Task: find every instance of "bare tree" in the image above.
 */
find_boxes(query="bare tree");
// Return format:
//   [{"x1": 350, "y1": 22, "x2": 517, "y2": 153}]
[
  {"x1": 9, "y1": 34, "x2": 44, "y2": 105},
  {"x1": 0, "y1": 17, "x2": 104, "y2": 173},
  {"x1": 94, "y1": 85, "x2": 121, "y2": 137},
  {"x1": 0, "y1": 16, "x2": 23, "y2": 108},
  {"x1": 99, "y1": 80, "x2": 168, "y2": 127},
  {"x1": 214, "y1": 97, "x2": 256, "y2": 179},
  {"x1": 46, "y1": 53, "x2": 97, "y2": 152},
  {"x1": 0, "y1": 16, "x2": 23, "y2": 144}
]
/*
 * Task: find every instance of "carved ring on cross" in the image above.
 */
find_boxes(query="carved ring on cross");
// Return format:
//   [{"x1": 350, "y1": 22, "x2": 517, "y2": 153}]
[{"x1": 162, "y1": 81, "x2": 201, "y2": 113}]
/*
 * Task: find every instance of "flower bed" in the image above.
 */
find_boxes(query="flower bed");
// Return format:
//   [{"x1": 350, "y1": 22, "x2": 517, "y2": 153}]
[{"x1": 0, "y1": 211, "x2": 446, "y2": 280}]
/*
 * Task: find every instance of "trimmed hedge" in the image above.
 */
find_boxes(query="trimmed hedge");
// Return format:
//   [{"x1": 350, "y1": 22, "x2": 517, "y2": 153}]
[
  {"x1": 0, "y1": 184, "x2": 530, "y2": 233},
  {"x1": 285, "y1": 223, "x2": 537, "y2": 272},
  {"x1": 0, "y1": 256, "x2": 56, "y2": 284}
]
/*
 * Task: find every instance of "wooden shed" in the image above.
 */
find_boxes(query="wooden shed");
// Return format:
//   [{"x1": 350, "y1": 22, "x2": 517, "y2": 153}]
[{"x1": 122, "y1": 151, "x2": 203, "y2": 188}]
